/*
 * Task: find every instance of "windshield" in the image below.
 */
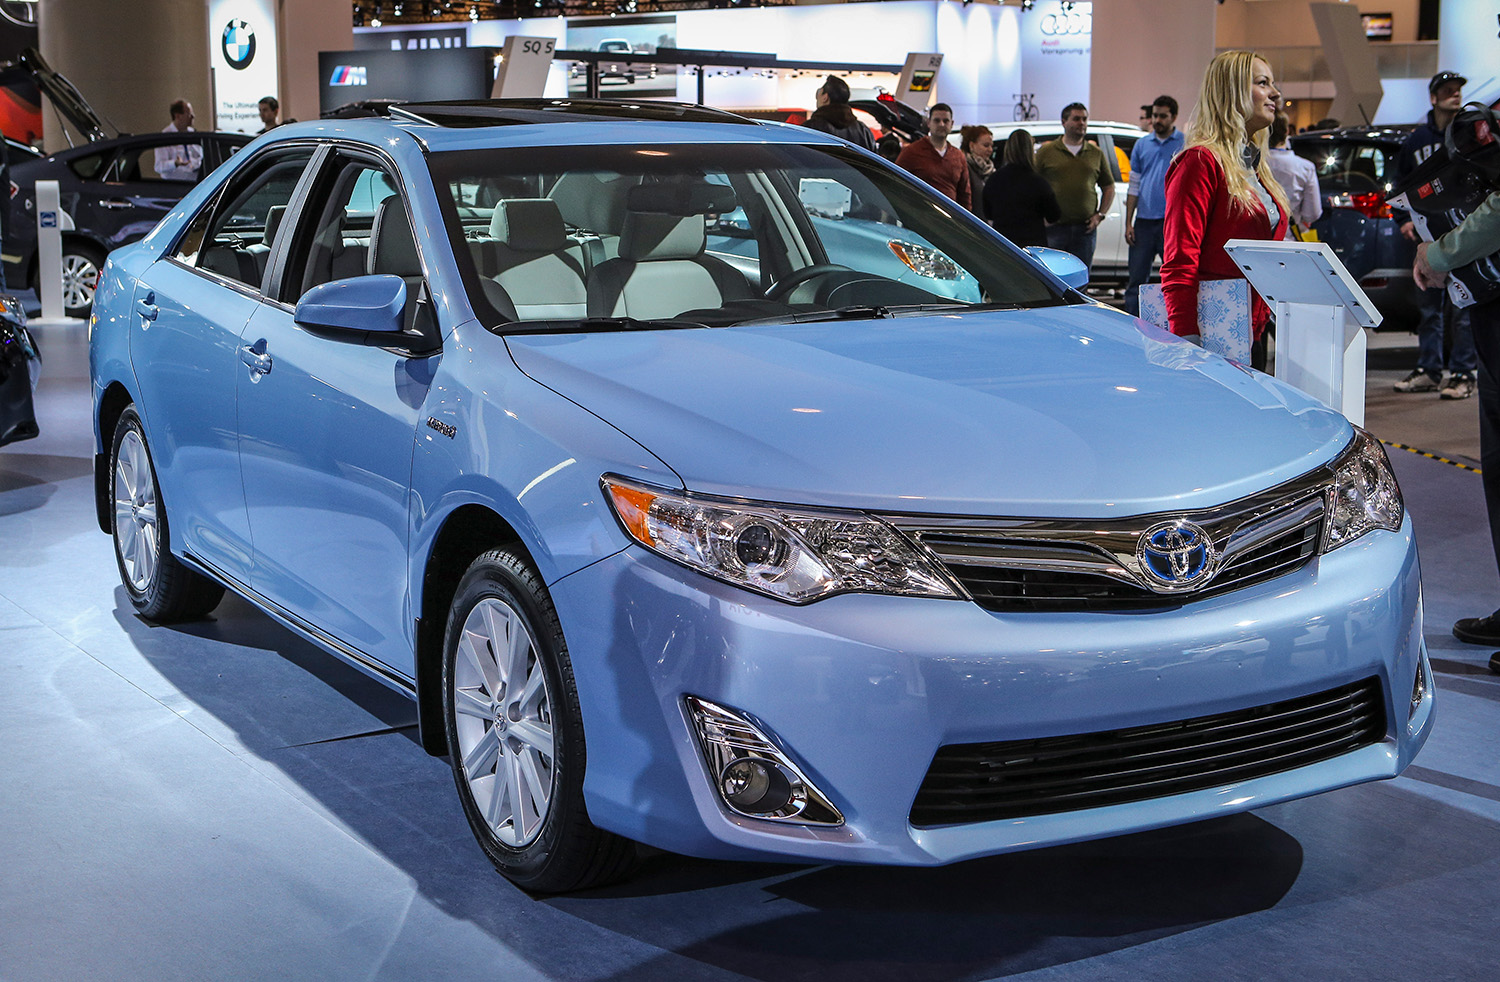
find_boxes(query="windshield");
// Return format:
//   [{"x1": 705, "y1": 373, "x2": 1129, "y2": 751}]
[{"x1": 427, "y1": 142, "x2": 1071, "y2": 331}]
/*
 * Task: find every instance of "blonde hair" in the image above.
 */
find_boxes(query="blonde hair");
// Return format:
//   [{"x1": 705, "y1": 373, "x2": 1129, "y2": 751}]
[{"x1": 1184, "y1": 50, "x2": 1290, "y2": 220}]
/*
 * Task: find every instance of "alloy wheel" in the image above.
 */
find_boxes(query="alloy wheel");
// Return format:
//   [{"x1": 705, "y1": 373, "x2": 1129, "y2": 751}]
[
  {"x1": 113, "y1": 428, "x2": 159, "y2": 592},
  {"x1": 61, "y1": 253, "x2": 100, "y2": 312},
  {"x1": 451, "y1": 596, "x2": 556, "y2": 848}
]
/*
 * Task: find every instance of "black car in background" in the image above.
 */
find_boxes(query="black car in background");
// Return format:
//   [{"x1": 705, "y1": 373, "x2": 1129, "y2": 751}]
[
  {"x1": 0, "y1": 46, "x2": 253, "y2": 318},
  {"x1": 1291, "y1": 124, "x2": 1419, "y2": 331},
  {"x1": 5, "y1": 130, "x2": 251, "y2": 318}
]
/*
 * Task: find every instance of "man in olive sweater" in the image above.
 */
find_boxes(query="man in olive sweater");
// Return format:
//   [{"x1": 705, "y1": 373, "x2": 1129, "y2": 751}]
[
  {"x1": 896, "y1": 103, "x2": 970, "y2": 211},
  {"x1": 1415, "y1": 189, "x2": 1500, "y2": 671},
  {"x1": 1034, "y1": 102, "x2": 1115, "y2": 272}
]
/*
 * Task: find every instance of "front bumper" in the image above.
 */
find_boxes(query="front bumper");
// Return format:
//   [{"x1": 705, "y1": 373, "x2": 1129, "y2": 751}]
[{"x1": 549, "y1": 515, "x2": 1430, "y2": 866}]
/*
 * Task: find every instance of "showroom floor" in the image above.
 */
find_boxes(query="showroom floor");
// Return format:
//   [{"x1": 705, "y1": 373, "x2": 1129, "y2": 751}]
[{"x1": 2, "y1": 318, "x2": 1497, "y2": 982}]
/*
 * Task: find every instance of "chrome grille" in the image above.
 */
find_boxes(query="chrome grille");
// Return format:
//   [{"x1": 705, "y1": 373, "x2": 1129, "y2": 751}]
[
  {"x1": 909, "y1": 677, "x2": 1386, "y2": 828},
  {"x1": 890, "y1": 472, "x2": 1329, "y2": 613}
]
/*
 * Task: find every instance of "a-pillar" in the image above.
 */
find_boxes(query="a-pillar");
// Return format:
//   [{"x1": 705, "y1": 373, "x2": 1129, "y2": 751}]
[
  {"x1": 38, "y1": 0, "x2": 211, "y2": 147},
  {"x1": 1090, "y1": 0, "x2": 1218, "y2": 129}
]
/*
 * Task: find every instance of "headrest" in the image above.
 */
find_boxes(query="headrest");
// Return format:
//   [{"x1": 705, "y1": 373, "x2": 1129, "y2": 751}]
[
  {"x1": 625, "y1": 182, "x2": 737, "y2": 216},
  {"x1": 620, "y1": 211, "x2": 705, "y2": 262},
  {"x1": 490, "y1": 198, "x2": 568, "y2": 253},
  {"x1": 369, "y1": 195, "x2": 421, "y2": 278},
  {"x1": 263, "y1": 204, "x2": 285, "y2": 246}
]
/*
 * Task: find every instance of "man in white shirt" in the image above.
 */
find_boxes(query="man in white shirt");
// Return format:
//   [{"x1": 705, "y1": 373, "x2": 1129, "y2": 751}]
[
  {"x1": 1265, "y1": 113, "x2": 1321, "y2": 237},
  {"x1": 154, "y1": 99, "x2": 204, "y2": 182}
]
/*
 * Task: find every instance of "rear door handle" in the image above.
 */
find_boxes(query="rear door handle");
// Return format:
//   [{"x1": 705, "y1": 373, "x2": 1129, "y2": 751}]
[
  {"x1": 99, "y1": 198, "x2": 133, "y2": 210},
  {"x1": 238, "y1": 339, "x2": 272, "y2": 378}
]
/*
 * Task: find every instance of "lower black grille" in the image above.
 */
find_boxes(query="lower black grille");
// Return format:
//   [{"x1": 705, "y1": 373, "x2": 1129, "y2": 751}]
[{"x1": 910, "y1": 677, "x2": 1386, "y2": 827}]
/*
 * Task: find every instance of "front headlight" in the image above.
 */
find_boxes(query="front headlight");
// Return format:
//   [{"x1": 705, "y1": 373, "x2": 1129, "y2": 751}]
[
  {"x1": 602, "y1": 475, "x2": 958, "y2": 603},
  {"x1": 1324, "y1": 428, "x2": 1404, "y2": 551},
  {"x1": 887, "y1": 240, "x2": 964, "y2": 280}
]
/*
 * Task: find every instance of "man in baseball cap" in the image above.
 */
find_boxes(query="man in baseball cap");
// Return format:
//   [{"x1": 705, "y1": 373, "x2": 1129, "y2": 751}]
[{"x1": 1391, "y1": 70, "x2": 1477, "y2": 399}]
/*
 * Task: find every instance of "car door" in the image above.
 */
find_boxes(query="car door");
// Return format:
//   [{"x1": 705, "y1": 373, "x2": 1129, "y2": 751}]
[
  {"x1": 80, "y1": 136, "x2": 211, "y2": 253},
  {"x1": 237, "y1": 149, "x2": 438, "y2": 675},
  {"x1": 129, "y1": 145, "x2": 317, "y2": 583}
]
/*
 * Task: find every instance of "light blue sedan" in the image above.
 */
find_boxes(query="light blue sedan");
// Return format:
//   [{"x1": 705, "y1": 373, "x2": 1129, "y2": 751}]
[{"x1": 88, "y1": 100, "x2": 1431, "y2": 893}]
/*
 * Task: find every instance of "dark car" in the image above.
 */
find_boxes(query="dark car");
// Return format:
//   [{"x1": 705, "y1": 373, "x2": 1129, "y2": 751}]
[
  {"x1": 734, "y1": 97, "x2": 927, "y2": 161},
  {"x1": 1290, "y1": 124, "x2": 1420, "y2": 331},
  {"x1": 6, "y1": 130, "x2": 252, "y2": 318},
  {"x1": 0, "y1": 46, "x2": 252, "y2": 318}
]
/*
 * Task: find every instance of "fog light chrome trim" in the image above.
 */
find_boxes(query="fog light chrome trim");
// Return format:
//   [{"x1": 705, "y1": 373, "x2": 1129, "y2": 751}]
[
  {"x1": 1409, "y1": 653, "x2": 1431, "y2": 720},
  {"x1": 685, "y1": 696, "x2": 844, "y2": 826}
]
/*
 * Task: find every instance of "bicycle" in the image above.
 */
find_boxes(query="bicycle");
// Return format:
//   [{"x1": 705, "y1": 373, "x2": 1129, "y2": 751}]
[{"x1": 1013, "y1": 93, "x2": 1040, "y2": 122}]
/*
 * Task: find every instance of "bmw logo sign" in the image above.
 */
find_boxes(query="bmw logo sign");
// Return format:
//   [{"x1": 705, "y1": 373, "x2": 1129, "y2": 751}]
[
  {"x1": 222, "y1": 19, "x2": 256, "y2": 71},
  {"x1": 1136, "y1": 520, "x2": 1216, "y2": 591}
]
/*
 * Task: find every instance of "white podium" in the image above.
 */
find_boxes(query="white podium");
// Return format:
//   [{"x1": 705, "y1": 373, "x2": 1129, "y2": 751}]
[{"x1": 1223, "y1": 239, "x2": 1381, "y2": 426}]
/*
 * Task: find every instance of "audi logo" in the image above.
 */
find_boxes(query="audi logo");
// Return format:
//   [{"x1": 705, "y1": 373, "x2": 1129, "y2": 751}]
[{"x1": 1039, "y1": 12, "x2": 1092, "y2": 36}]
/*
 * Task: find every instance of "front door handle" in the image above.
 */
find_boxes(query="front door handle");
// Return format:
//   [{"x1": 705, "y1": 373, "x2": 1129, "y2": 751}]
[
  {"x1": 136, "y1": 292, "x2": 157, "y2": 322},
  {"x1": 238, "y1": 339, "x2": 272, "y2": 379},
  {"x1": 99, "y1": 198, "x2": 133, "y2": 210}
]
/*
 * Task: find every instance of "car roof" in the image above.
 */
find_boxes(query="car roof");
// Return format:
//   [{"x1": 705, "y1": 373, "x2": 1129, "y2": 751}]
[
  {"x1": 265, "y1": 99, "x2": 852, "y2": 153},
  {"x1": 984, "y1": 120, "x2": 1143, "y2": 137},
  {"x1": 31, "y1": 129, "x2": 253, "y2": 163},
  {"x1": 1290, "y1": 123, "x2": 1416, "y2": 146}
]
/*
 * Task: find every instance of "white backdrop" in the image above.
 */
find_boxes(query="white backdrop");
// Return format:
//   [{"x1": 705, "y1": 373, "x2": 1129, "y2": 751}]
[{"x1": 207, "y1": 0, "x2": 278, "y2": 134}]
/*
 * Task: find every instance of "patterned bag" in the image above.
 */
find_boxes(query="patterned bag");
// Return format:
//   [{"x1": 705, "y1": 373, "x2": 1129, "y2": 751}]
[{"x1": 1137, "y1": 279, "x2": 1252, "y2": 364}]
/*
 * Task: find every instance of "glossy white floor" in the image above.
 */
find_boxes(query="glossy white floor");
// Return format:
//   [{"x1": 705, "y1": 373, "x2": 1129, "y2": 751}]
[{"x1": 3, "y1": 321, "x2": 1499, "y2": 981}]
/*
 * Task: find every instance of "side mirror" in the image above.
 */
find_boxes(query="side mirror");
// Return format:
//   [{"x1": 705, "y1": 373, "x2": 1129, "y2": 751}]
[
  {"x1": 294, "y1": 274, "x2": 407, "y2": 337},
  {"x1": 1025, "y1": 246, "x2": 1090, "y2": 291}
]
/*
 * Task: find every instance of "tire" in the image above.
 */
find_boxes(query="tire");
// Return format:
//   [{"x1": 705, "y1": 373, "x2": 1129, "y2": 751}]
[
  {"x1": 441, "y1": 547, "x2": 637, "y2": 893},
  {"x1": 60, "y1": 242, "x2": 105, "y2": 320},
  {"x1": 109, "y1": 407, "x2": 225, "y2": 622}
]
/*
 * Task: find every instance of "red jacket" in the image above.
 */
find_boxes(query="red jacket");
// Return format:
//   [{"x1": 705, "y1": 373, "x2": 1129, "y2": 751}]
[{"x1": 1161, "y1": 146, "x2": 1288, "y2": 338}]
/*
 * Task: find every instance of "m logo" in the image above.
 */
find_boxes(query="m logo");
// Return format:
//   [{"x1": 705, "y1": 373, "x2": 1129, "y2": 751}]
[
  {"x1": 222, "y1": 19, "x2": 256, "y2": 71},
  {"x1": 329, "y1": 65, "x2": 368, "y2": 86}
]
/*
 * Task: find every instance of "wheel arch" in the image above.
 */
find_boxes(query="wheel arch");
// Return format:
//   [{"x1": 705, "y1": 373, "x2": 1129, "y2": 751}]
[
  {"x1": 414, "y1": 502, "x2": 533, "y2": 757},
  {"x1": 26, "y1": 231, "x2": 109, "y2": 288},
  {"x1": 94, "y1": 381, "x2": 135, "y2": 533}
]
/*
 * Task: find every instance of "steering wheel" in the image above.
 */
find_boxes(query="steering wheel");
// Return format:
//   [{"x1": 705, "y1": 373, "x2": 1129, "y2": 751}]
[{"x1": 765, "y1": 264, "x2": 851, "y2": 303}]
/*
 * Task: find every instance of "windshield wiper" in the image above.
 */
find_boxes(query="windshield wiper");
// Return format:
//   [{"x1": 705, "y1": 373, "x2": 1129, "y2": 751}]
[
  {"x1": 736, "y1": 305, "x2": 896, "y2": 327},
  {"x1": 501, "y1": 316, "x2": 709, "y2": 334}
]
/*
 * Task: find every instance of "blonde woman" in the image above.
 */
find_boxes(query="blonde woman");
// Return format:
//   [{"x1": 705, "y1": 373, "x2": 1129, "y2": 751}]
[{"x1": 1161, "y1": 50, "x2": 1289, "y2": 369}]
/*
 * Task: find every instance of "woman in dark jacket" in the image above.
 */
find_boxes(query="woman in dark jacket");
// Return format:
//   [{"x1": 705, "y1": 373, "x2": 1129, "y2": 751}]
[
  {"x1": 981, "y1": 129, "x2": 1060, "y2": 247},
  {"x1": 804, "y1": 75, "x2": 876, "y2": 151},
  {"x1": 961, "y1": 125, "x2": 995, "y2": 215}
]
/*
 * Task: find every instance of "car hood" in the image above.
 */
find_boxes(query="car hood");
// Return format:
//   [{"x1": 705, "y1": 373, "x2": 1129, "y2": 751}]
[{"x1": 504, "y1": 305, "x2": 1352, "y2": 517}]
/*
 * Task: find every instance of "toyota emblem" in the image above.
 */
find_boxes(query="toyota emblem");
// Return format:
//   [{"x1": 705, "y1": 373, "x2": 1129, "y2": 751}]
[{"x1": 1137, "y1": 520, "x2": 1216, "y2": 590}]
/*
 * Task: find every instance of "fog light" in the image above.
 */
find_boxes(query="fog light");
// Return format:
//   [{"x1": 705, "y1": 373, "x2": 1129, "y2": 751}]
[
  {"x1": 720, "y1": 758, "x2": 793, "y2": 814},
  {"x1": 1409, "y1": 655, "x2": 1430, "y2": 719},
  {"x1": 685, "y1": 695, "x2": 843, "y2": 826}
]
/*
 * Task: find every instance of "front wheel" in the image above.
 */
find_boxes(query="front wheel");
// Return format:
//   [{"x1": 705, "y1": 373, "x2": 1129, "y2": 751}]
[
  {"x1": 442, "y1": 547, "x2": 637, "y2": 893},
  {"x1": 110, "y1": 407, "x2": 225, "y2": 621}
]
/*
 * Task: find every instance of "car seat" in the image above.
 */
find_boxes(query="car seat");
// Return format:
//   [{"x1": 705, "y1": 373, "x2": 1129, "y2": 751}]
[
  {"x1": 586, "y1": 182, "x2": 755, "y2": 319},
  {"x1": 483, "y1": 199, "x2": 588, "y2": 320}
]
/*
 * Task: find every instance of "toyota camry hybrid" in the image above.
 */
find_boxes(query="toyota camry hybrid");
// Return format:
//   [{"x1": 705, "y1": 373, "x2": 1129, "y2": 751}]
[{"x1": 88, "y1": 100, "x2": 1432, "y2": 893}]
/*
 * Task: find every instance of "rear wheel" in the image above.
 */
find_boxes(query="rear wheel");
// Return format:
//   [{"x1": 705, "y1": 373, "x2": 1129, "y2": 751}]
[
  {"x1": 442, "y1": 547, "x2": 637, "y2": 893},
  {"x1": 110, "y1": 407, "x2": 225, "y2": 621}
]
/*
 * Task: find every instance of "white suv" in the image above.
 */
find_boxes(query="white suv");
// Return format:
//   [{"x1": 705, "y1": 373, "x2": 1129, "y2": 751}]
[{"x1": 969, "y1": 120, "x2": 1143, "y2": 284}]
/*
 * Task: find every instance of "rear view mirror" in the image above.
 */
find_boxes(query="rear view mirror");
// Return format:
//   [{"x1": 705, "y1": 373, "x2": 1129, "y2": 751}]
[{"x1": 295, "y1": 274, "x2": 407, "y2": 336}]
